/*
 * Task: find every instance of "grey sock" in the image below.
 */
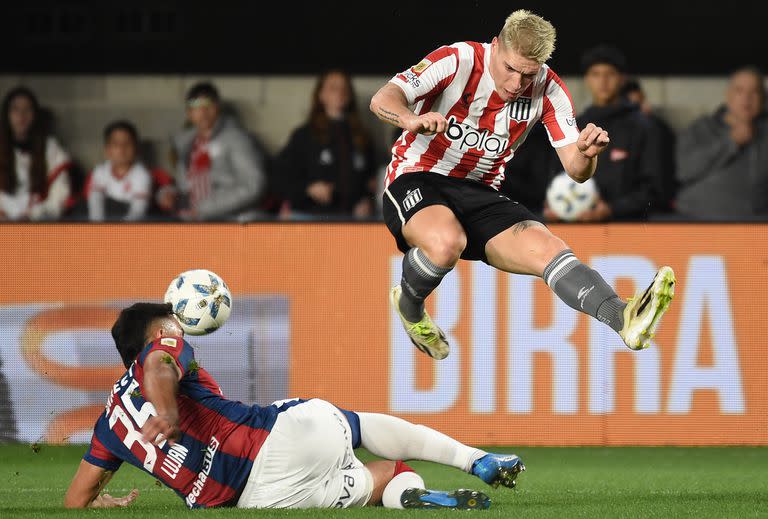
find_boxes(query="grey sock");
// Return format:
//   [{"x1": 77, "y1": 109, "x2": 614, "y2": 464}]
[
  {"x1": 543, "y1": 249, "x2": 626, "y2": 332},
  {"x1": 400, "y1": 248, "x2": 453, "y2": 322},
  {"x1": 597, "y1": 297, "x2": 627, "y2": 333}
]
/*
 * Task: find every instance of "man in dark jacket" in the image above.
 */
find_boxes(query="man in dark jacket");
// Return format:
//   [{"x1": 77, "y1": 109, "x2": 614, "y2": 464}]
[
  {"x1": 675, "y1": 66, "x2": 768, "y2": 220},
  {"x1": 621, "y1": 78, "x2": 678, "y2": 212},
  {"x1": 545, "y1": 45, "x2": 663, "y2": 222}
]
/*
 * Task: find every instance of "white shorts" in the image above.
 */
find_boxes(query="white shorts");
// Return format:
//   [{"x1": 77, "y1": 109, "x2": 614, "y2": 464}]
[{"x1": 236, "y1": 398, "x2": 373, "y2": 509}]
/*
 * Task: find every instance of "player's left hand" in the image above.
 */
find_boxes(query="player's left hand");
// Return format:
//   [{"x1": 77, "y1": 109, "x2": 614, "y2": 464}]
[
  {"x1": 89, "y1": 489, "x2": 139, "y2": 508},
  {"x1": 577, "y1": 198, "x2": 612, "y2": 222},
  {"x1": 142, "y1": 414, "x2": 181, "y2": 446},
  {"x1": 576, "y1": 123, "x2": 610, "y2": 158}
]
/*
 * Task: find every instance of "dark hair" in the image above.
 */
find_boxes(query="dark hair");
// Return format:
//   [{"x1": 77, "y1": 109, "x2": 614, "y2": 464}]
[
  {"x1": 185, "y1": 81, "x2": 220, "y2": 103},
  {"x1": 0, "y1": 86, "x2": 48, "y2": 195},
  {"x1": 580, "y1": 44, "x2": 628, "y2": 74},
  {"x1": 103, "y1": 119, "x2": 139, "y2": 145},
  {"x1": 307, "y1": 69, "x2": 369, "y2": 151},
  {"x1": 111, "y1": 302, "x2": 175, "y2": 367}
]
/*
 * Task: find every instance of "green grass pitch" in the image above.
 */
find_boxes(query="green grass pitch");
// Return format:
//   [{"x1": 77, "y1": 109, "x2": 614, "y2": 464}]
[{"x1": 1, "y1": 445, "x2": 765, "y2": 518}]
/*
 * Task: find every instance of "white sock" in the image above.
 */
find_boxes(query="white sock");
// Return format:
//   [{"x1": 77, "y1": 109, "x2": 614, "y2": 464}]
[
  {"x1": 358, "y1": 413, "x2": 485, "y2": 473},
  {"x1": 381, "y1": 471, "x2": 425, "y2": 509}
]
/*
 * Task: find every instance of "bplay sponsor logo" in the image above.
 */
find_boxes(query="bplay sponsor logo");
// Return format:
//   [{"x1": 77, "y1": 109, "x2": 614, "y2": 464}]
[{"x1": 445, "y1": 116, "x2": 508, "y2": 155}]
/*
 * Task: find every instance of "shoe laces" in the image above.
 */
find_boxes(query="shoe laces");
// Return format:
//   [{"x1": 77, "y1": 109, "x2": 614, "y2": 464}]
[{"x1": 408, "y1": 321, "x2": 440, "y2": 344}]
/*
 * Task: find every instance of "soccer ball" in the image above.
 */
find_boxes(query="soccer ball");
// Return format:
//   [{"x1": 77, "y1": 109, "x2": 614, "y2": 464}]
[
  {"x1": 163, "y1": 269, "x2": 232, "y2": 336},
  {"x1": 545, "y1": 171, "x2": 599, "y2": 221}
]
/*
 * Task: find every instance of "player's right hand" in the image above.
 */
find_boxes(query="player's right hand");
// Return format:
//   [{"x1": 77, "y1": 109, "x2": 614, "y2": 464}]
[
  {"x1": 306, "y1": 181, "x2": 334, "y2": 205},
  {"x1": 142, "y1": 414, "x2": 181, "y2": 446},
  {"x1": 404, "y1": 112, "x2": 448, "y2": 135}
]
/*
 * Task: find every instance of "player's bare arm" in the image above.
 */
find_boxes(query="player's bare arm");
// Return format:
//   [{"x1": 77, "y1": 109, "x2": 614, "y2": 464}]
[
  {"x1": 141, "y1": 349, "x2": 182, "y2": 446},
  {"x1": 556, "y1": 123, "x2": 610, "y2": 182},
  {"x1": 370, "y1": 83, "x2": 447, "y2": 135},
  {"x1": 64, "y1": 460, "x2": 138, "y2": 508}
]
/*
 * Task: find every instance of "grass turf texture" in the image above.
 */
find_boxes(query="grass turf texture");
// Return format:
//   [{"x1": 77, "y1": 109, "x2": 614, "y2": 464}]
[{"x1": 1, "y1": 445, "x2": 765, "y2": 518}]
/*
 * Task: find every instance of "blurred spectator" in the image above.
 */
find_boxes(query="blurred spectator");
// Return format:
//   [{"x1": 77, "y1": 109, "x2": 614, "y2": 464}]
[
  {"x1": 87, "y1": 120, "x2": 152, "y2": 221},
  {"x1": 161, "y1": 81, "x2": 266, "y2": 221},
  {"x1": 275, "y1": 69, "x2": 377, "y2": 220},
  {"x1": 621, "y1": 77, "x2": 678, "y2": 212},
  {"x1": 0, "y1": 86, "x2": 72, "y2": 221},
  {"x1": 675, "y1": 66, "x2": 768, "y2": 220},
  {"x1": 545, "y1": 45, "x2": 663, "y2": 222},
  {"x1": 0, "y1": 356, "x2": 15, "y2": 442},
  {"x1": 499, "y1": 120, "x2": 559, "y2": 218}
]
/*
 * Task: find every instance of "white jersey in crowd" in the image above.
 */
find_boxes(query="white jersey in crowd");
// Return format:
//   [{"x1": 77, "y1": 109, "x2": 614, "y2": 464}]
[
  {"x1": 385, "y1": 41, "x2": 580, "y2": 190},
  {"x1": 87, "y1": 160, "x2": 151, "y2": 221},
  {"x1": 0, "y1": 136, "x2": 71, "y2": 220}
]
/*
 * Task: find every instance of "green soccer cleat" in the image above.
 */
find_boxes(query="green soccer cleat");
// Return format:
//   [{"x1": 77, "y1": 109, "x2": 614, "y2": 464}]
[
  {"x1": 400, "y1": 488, "x2": 491, "y2": 510},
  {"x1": 390, "y1": 285, "x2": 450, "y2": 360},
  {"x1": 619, "y1": 265, "x2": 676, "y2": 350}
]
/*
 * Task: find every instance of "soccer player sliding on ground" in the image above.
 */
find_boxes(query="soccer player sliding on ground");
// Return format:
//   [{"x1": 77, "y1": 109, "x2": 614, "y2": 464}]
[
  {"x1": 371, "y1": 9, "x2": 675, "y2": 360},
  {"x1": 64, "y1": 303, "x2": 524, "y2": 510}
]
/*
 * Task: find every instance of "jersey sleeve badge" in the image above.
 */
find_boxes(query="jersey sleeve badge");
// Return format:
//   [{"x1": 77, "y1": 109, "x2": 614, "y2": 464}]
[
  {"x1": 160, "y1": 337, "x2": 178, "y2": 348},
  {"x1": 411, "y1": 59, "x2": 432, "y2": 74}
]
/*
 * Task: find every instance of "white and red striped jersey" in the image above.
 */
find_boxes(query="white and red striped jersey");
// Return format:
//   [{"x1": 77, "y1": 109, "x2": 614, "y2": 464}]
[{"x1": 385, "y1": 41, "x2": 579, "y2": 190}]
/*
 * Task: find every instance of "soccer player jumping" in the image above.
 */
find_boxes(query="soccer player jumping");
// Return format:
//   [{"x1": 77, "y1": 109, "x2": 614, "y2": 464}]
[
  {"x1": 371, "y1": 9, "x2": 675, "y2": 359},
  {"x1": 64, "y1": 303, "x2": 523, "y2": 510}
]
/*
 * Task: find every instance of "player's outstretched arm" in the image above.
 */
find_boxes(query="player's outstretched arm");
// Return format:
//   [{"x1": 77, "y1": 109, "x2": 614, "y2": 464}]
[
  {"x1": 64, "y1": 460, "x2": 137, "y2": 508},
  {"x1": 370, "y1": 83, "x2": 447, "y2": 136},
  {"x1": 141, "y1": 350, "x2": 183, "y2": 446},
  {"x1": 556, "y1": 123, "x2": 610, "y2": 183}
]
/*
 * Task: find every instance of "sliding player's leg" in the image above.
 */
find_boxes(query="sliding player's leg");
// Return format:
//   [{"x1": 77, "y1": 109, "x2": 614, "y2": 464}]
[
  {"x1": 364, "y1": 459, "x2": 490, "y2": 510},
  {"x1": 358, "y1": 412, "x2": 525, "y2": 489}
]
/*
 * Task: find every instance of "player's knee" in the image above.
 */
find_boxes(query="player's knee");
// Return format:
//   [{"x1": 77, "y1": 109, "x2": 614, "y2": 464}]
[
  {"x1": 422, "y1": 233, "x2": 465, "y2": 267},
  {"x1": 541, "y1": 235, "x2": 569, "y2": 265}
]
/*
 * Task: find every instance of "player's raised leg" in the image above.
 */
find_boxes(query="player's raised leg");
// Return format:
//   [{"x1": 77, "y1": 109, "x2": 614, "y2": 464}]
[
  {"x1": 358, "y1": 412, "x2": 525, "y2": 490},
  {"x1": 485, "y1": 221, "x2": 675, "y2": 350},
  {"x1": 391, "y1": 204, "x2": 467, "y2": 360}
]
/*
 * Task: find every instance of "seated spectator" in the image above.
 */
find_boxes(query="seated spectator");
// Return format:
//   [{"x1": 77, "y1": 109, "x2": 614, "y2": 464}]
[
  {"x1": 275, "y1": 69, "x2": 377, "y2": 220},
  {"x1": 159, "y1": 82, "x2": 266, "y2": 221},
  {"x1": 544, "y1": 45, "x2": 663, "y2": 222},
  {"x1": 0, "y1": 86, "x2": 72, "y2": 221},
  {"x1": 87, "y1": 120, "x2": 152, "y2": 221},
  {"x1": 675, "y1": 66, "x2": 768, "y2": 220},
  {"x1": 621, "y1": 77, "x2": 678, "y2": 212}
]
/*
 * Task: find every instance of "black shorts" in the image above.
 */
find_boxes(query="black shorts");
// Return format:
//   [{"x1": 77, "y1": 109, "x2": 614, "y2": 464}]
[{"x1": 382, "y1": 172, "x2": 540, "y2": 262}]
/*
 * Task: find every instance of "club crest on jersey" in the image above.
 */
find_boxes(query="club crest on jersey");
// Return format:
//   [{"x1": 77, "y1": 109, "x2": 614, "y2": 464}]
[
  {"x1": 402, "y1": 188, "x2": 423, "y2": 212},
  {"x1": 509, "y1": 97, "x2": 532, "y2": 121},
  {"x1": 445, "y1": 116, "x2": 509, "y2": 155}
]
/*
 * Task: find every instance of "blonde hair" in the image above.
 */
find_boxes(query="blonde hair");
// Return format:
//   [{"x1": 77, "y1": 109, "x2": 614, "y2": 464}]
[{"x1": 499, "y1": 9, "x2": 556, "y2": 63}]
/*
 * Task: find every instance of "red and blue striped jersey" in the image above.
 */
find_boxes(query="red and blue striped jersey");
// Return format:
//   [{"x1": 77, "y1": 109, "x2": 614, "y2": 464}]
[{"x1": 83, "y1": 336, "x2": 297, "y2": 508}]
